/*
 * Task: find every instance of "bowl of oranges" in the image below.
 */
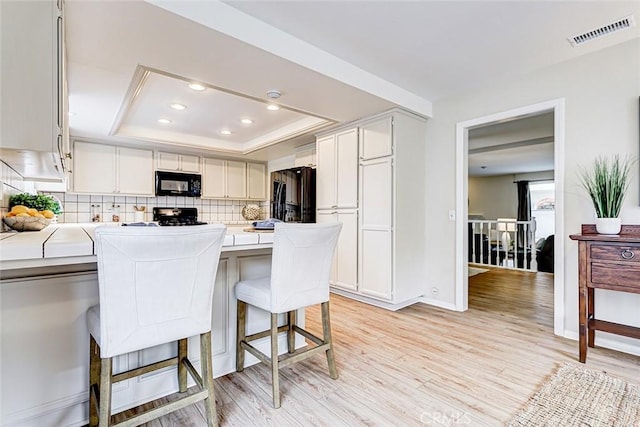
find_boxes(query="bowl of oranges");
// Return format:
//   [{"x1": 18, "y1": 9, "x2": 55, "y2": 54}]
[{"x1": 3, "y1": 205, "x2": 56, "y2": 231}]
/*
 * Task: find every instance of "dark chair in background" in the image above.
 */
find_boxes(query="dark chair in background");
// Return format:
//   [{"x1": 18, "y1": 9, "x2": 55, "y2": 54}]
[{"x1": 537, "y1": 234, "x2": 554, "y2": 273}]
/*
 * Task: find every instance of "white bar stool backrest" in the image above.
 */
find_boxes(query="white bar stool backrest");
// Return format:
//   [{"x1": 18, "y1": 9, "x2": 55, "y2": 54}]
[
  {"x1": 269, "y1": 222, "x2": 342, "y2": 313},
  {"x1": 93, "y1": 225, "x2": 226, "y2": 358}
]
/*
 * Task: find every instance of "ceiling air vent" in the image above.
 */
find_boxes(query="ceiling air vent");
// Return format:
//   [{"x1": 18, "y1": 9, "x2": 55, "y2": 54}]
[{"x1": 567, "y1": 15, "x2": 636, "y2": 47}]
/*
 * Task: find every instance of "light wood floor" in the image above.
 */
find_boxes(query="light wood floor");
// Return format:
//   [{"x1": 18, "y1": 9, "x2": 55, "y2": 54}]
[{"x1": 115, "y1": 268, "x2": 640, "y2": 426}]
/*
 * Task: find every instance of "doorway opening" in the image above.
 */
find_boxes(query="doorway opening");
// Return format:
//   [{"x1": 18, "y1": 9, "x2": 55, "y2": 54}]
[{"x1": 455, "y1": 99, "x2": 565, "y2": 336}]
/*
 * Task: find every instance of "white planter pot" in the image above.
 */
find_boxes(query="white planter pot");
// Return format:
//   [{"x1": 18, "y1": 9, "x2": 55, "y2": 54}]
[{"x1": 595, "y1": 217, "x2": 621, "y2": 235}]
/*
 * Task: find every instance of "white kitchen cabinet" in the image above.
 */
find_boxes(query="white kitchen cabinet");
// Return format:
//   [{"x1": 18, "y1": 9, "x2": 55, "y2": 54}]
[
  {"x1": 316, "y1": 135, "x2": 336, "y2": 209},
  {"x1": 247, "y1": 162, "x2": 267, "y2": 200},
  {"x1": 316, "y1": 110, "x2": 427, "y2": 310},
  {"x1": 359, "y1": 157, "x2": 393, "y2": 299},
  {"x1": 317, "y1": 209, "x2": 359, "y2": 291},
  {"x1": 157, "y1": 151, "x2": 200, "y2": 173},
  {"x1": 202, "y1": 158, "x2": 247, "y2": 199},
  {"x1": 72, "y1": 141, "x2": 116, "y2": 194},
  {"x1": 316, "y1": 128, "x2": 358, "y2": 210},
  {"x1": 359, "y1": 116, "x2": 393, "y2": 161},
  {"x1": 0, "y1": 0, "x2": 67, "y2": 180},
  {"x1": 72, "y1": 141, "x2": 153, "y2": 195},
  {"x1": 117, "y1": 147, "x2": 154, "y2": 195}
]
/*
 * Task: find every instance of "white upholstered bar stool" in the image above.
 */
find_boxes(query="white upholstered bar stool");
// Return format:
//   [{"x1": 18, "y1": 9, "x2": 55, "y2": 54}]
[
  {"x1": 235, "y1": 222, "x2": 342, "y2": 408},
  {"x1": 87, "y1": 225, "x2": 226, "y2": 427}
]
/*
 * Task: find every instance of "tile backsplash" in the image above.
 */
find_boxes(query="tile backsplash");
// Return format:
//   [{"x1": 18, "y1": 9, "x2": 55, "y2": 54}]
[{"x1": 44, "y1": 192, "x2": 268, "y2": 225}]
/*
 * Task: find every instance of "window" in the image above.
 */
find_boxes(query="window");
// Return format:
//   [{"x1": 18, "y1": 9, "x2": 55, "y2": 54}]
[{"x1": 530, "y1": 181, "x2": 555, "y2": 241}]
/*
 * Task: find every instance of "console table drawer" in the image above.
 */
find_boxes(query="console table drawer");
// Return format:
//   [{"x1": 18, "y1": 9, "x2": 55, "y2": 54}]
[
  {"x1": 591, "y1": 262, "x2": 640, "y2": 289},
  {"x1": 590, "y1": 244, "x2": 640, "y2": 263}
]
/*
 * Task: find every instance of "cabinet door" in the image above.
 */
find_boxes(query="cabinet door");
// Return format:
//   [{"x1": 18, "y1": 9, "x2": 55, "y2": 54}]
[
  {"x1": 360, "y1": 116, "x2": 393, "y2": 161},
  {"x1": 180, "y1": 155, "x2": 200, "y2": 173},
  {"x1": 247, "y1": 162, "x2": 266, "y2": 200},
  {"x1": 359, "y1": 157, "x2": 393, "y2": 300},
  {"x1": 157, "y1": 152, "x2": 180, "y2": 171},
  {"x1": 118, "y1": 147, "x2": 154, "y2": 195},
  {"x1": 316, "y1": 211, "x2": 338, "y2": 285},
  {"x1": 226, "y1": 160, "x2": 247, "y2": 199},
  {"x1": 316, "y1": 135, "x2": 336, "y2": 209},
  {"x1": 202, "y1": 158, "x2": 226, "y2": 198},
  {"x1": 73, "y1": 141, "x2": 116, "y2": 194},
  {"x1": 335, "y1": 209, "x2": 358, "y2": 291},
  {"x1": 0, "y1": 0, "x2": 57, "y2": 153},
  {"x1": 336, "y1": 128, "x2": 358, "y2": 208}
]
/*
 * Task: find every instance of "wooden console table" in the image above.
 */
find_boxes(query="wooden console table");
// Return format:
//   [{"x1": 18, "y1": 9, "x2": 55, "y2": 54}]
[{"x1": 570, "y1": 224, "x2": 640, "y2": 362}]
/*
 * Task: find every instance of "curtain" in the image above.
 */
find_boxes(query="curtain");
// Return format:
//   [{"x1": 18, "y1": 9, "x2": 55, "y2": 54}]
[{"x1": 516, "y1": 181, "x2": 531, "y2": 248}]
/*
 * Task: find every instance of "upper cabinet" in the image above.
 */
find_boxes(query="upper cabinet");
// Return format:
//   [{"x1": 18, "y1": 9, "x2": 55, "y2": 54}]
[
  {"x1": 72, "y1": 141, "x2": 154, "y2": 196},
  {"x1": 157, "y1": 152, "x2": 200, "y2": 173},
  {"x1": 247, "y1": 162, "x2": 267, "y2": 200},
  {"x1": 359, "y1": 116, "x2": 393, "y2": 161},
  {"x1": 0, "y1": 0, "x2": 68, "y2": 178},
  {"x1": 316, "y1": 128, "x2": 358, "y2": 210},
  {"x1": 202, "y1": 158, "x2": 246, "y2": 199},
  {"x1": 202, "y1": 158, "x2": 267, "y2": 200}
]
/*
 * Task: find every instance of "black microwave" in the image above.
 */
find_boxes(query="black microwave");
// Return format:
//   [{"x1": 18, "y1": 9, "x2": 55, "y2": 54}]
[{"x1": 155, "y1": 171, "x2": 202, "y2": 197}]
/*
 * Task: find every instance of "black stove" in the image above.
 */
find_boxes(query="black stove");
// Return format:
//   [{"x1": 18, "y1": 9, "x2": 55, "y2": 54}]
[{"x1": 153, "y1": 207, "x2": 207, "y2": 226}]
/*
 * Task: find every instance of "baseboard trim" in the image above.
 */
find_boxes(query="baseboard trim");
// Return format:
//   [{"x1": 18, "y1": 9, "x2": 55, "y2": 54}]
[
  {"x1": 330, "y1": 288, "x2": 421, "y2": 311},
  {"x1": 418, "y1": 297, "x2": 459, "y2": 311},
  {"x1": 563, "y1": 329, "x2": 640, "y2": 357}
]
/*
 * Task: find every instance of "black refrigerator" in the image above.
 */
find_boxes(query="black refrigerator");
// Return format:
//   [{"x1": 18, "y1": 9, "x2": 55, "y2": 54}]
[{"x1": 270, "y1": 166, "x2": 316, "y2": 223}]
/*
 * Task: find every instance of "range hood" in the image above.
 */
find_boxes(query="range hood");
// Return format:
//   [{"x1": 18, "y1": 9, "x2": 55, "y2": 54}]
[{"x1": 0, "y1": 148, "x2": 64, "y2": 182}]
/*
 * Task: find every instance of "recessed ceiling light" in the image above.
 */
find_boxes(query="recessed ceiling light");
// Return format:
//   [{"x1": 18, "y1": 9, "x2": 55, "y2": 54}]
[
  {"x1": 157, "y1": 118, "x2": 172, "y2": 124},
  {"x1": 170, "y1": 103, "x2": 186, "y2": 110},
  {"x1": 68, "y1": 111, "x2": 76, "y2": 116},
  {"x1": 266, "y1": 104, "x2": 280, "y2": 111},
  {"x1": 240, "y1": 118, "x2": 254, "y2": 124},
  {"x1": 188, "y1": 83, "x2": 206, "y2": 91},
  {"x1": 220, "y1": 130, "x2": 232, "y2": 135}
]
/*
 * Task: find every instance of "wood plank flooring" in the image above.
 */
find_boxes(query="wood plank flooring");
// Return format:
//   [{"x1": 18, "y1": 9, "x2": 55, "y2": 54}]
[{"x1": 114, "y1": 268, "x2": 640, "y2": 426}]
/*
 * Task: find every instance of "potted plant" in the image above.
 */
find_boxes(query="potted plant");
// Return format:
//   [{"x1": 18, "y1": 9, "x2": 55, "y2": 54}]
[{"x1": 578, "y1": 155, "x2": 635, "y2": 234}]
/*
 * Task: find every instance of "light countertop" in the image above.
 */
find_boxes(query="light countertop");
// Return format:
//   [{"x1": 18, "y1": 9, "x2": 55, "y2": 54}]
[{"x1": 0, "y1": 223, "x2": 273, "y2": 271}]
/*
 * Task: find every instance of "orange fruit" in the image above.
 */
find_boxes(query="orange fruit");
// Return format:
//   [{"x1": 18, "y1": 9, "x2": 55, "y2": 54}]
[{"x1": 10, "y1": 205, "x2": 28, "y2": 215}]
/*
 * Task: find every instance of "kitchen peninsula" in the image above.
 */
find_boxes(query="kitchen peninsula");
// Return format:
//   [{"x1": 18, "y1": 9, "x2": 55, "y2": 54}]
[{"x1": 0, "y1": 224, "x2": 291, "y2": 427}]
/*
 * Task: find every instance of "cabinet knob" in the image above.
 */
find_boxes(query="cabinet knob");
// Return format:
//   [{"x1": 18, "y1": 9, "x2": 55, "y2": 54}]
[{"x1": 621, "y1": 249, "x2": 635, "y2": 260}]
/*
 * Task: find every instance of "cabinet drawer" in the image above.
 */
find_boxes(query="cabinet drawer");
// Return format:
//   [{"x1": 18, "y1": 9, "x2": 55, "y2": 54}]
[
  {"x1": 590, "y1": 244, "x2": 640, "y2": 263},
  {"x1": 591, "y1": 262, "x2": 640, "y2": 289}
]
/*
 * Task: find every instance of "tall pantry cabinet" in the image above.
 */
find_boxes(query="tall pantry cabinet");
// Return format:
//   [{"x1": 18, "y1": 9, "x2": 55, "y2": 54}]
[
  {"x1": 316, "y1": 110, "x2": 427, "y2": 310},
  {"x1": 316, "y1": 128, "x2": 359, "y2": 291}
]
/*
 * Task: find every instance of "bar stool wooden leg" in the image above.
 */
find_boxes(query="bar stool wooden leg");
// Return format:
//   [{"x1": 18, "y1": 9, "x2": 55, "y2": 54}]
[
  {"x1": 89, "y1": 336, "x2": 101, "y2": 427},
  {"x1": 200, "y1": 332, "x2": 218, "y2": 427},
  {"x1": 270, "y1": 313, "x2": 281, "y2": 408},
  {"x1": 178, "y1": 338, "x2": 188, "y2": 393},
  {"x1": 321, "y1": 301, "x2": 338, "y2": 380},
  {"x1": 236, "y1": 300, "x2": 247, "y2": 372},
  {"x1": 287, "y1": 310, "x2": 296, "y2": 353},
  {"x1": 98, "y1": 357, "x2": 112, "y2": 427}
]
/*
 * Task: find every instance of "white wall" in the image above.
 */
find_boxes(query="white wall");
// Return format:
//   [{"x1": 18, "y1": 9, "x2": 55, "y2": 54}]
[
  {"x1": 468, "y1": 174, "x2": 517, "y2": 219},
  {"x1": 425, "y1": 38, "x2": 640, "y2": 351}
]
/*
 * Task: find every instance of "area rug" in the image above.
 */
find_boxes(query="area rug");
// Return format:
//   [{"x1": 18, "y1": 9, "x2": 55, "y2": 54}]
[
  {"x1": 468, "y1": 266, "x2": 489, "y2": 277},
  {"x1": 508, "y1": 363, "x2": 640, "y2": 426}
]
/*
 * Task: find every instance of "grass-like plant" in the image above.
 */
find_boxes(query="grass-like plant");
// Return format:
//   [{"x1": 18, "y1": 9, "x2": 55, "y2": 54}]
[{"x1": 579, "y1": 155, "x2": 635, "y2": 218}]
